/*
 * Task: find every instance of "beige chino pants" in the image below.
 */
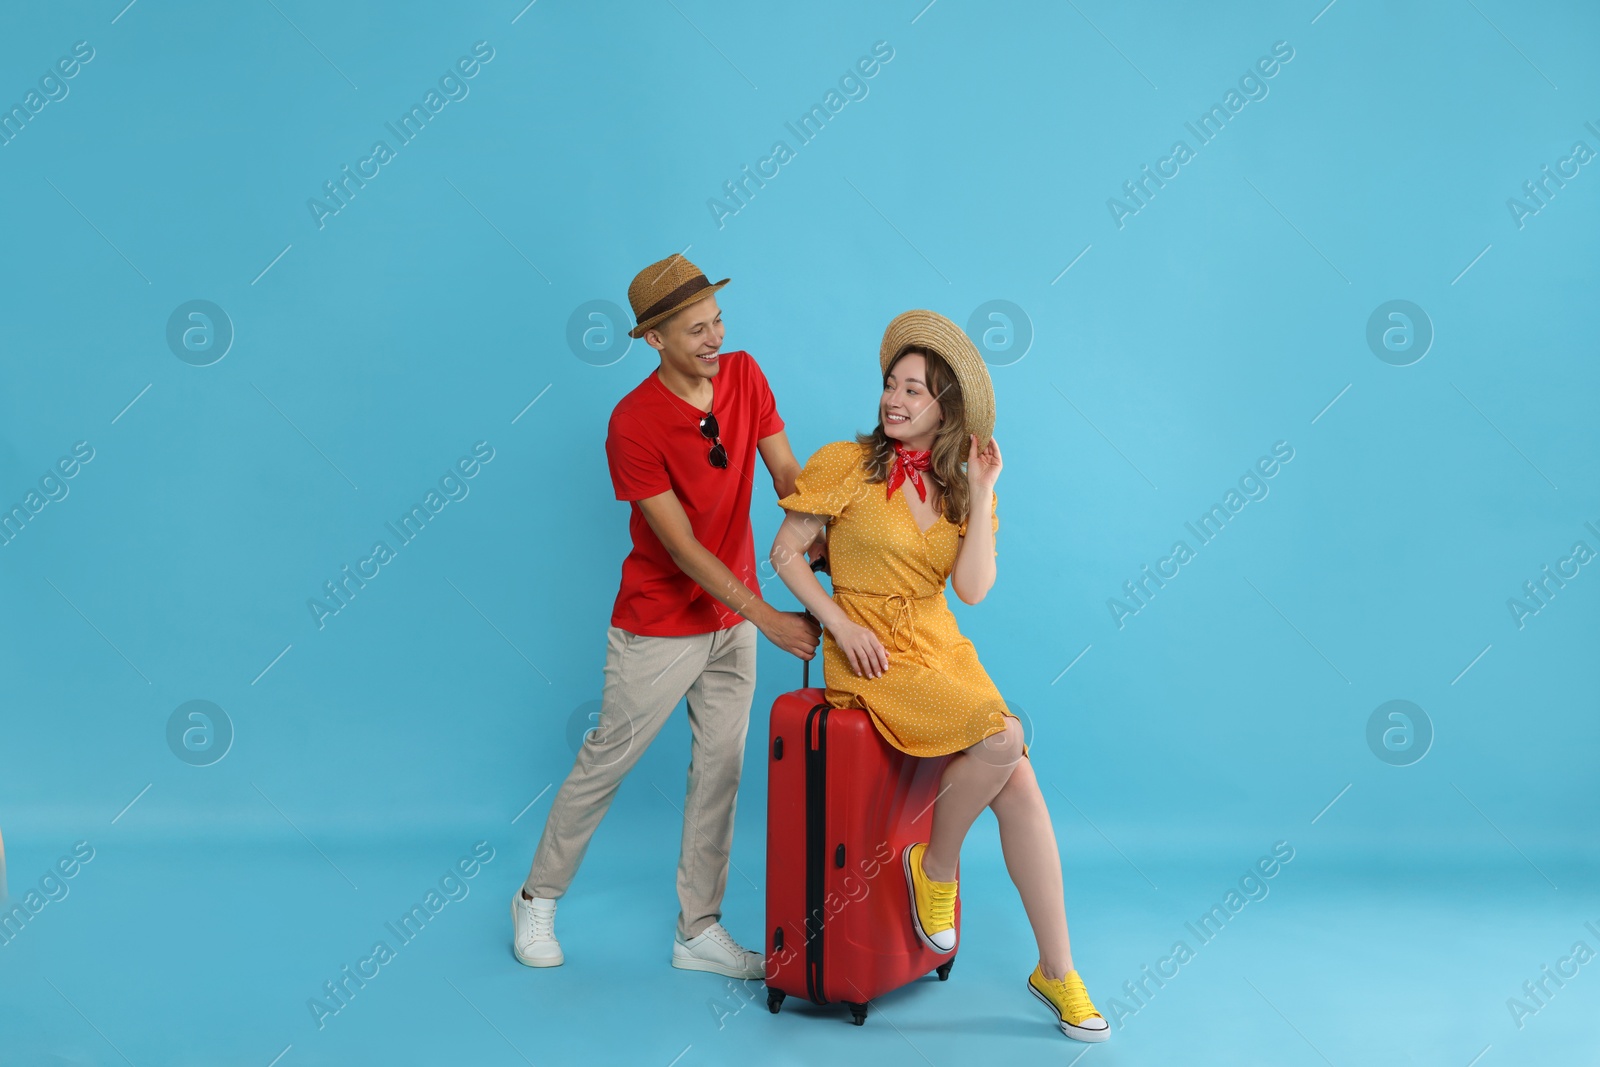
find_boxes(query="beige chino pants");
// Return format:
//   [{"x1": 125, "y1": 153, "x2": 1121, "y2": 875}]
[{"x1": 522, "y1": 620, "x2": 758, "y2": 941}]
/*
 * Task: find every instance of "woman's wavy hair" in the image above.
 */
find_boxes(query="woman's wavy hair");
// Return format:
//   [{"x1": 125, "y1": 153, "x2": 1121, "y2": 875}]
[{"x1": 855, "y1": 346, "x2": 971, "y2": 527}]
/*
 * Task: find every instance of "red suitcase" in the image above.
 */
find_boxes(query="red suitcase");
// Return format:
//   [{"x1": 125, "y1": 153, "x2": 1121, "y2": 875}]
[{"x1": 763, "y1": 657, "x2": 959, "y2": 1025}]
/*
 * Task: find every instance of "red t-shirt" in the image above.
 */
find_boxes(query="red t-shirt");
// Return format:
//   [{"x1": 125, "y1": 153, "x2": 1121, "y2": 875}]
[{"x1": 606, "y1": 351, "x2": 784, "y2": 636}]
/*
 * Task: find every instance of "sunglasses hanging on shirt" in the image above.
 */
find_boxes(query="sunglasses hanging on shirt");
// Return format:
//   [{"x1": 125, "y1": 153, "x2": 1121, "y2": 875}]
[{"x1": 699, "y1": 411, "x2": 728, "y2": 469}]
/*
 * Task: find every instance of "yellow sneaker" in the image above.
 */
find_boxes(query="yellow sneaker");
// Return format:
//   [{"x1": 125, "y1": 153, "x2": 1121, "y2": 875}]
[
  {"x1": 1027, "y1": 965, "x2": 1110, "y2": 1042},
  {"x1": 901, "y1": 842, "x2": 957, "y2": 953}
]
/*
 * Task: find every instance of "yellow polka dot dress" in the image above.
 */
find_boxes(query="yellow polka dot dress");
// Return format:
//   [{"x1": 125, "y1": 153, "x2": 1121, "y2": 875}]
[{"x1": 778, "y1": 440, "x2": 1018, "y2": 758}]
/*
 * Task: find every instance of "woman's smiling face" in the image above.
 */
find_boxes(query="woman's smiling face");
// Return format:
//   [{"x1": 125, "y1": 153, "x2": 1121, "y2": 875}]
[{"x1": 881, "y1": 350, "x2": 942, "y2": 448}]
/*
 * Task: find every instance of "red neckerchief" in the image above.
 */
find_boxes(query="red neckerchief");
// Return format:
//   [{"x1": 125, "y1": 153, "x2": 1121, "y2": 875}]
[{"x1": 886, "y1": 441, "x2": 933, "y2": 502}]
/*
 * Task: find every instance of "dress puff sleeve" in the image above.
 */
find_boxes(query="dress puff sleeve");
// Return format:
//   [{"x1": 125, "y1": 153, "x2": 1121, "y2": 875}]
[
  {"x1": 956, "y1": 490, "x2": 999, "y2": 551},
  {"x1": 777, "y1": 440, "x2": 864, "y2": 520}
]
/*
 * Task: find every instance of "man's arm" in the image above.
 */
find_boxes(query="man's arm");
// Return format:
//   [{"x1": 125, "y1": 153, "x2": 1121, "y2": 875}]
[
  {"x1": 636, "y1": 488, "x2": 820, "y2": 658},
  {"x1": 756, "y1": 430, "x2": 802, "y2": 498}
]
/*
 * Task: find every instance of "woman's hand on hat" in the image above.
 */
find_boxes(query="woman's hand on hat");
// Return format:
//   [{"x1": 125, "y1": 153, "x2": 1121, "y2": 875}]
[
  {"x1": 967, "y1": 433, "x2": 1002, "y2": 491},
  {"x1": 833, "y1": 619, "x2": 889, "y2": 679}
]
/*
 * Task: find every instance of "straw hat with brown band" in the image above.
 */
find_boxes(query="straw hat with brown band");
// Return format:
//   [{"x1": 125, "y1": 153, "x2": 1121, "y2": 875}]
[
  {"x1": 878, "y1": 309, "x2": 996, "y2": 450},
  {"x1": 627, "y1": 254, "x2": 731, "y2": 339}
]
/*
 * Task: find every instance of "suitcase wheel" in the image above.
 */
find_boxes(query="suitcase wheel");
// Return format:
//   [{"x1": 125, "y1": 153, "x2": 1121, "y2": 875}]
[
  {"x1": 936, "y1": 958, "x2": 955, "y2": 982},
  {"x1": 766, "y1": 987, "x2": 785, "y2": 1014},
  {"x1": 847, "y1": 1002, "x2": 868, "y2": 1026}
]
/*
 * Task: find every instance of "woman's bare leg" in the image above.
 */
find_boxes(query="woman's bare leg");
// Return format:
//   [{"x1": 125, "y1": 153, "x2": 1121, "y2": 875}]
[
  {"x1": 989, "y1": 758, "x2": 1073, "y2": 978},
  {"x1": 921, "y1": 717, "x2": 1025, "y2": 882},
  {"x1": 918, "y1": 718, "x2": 1079, "y2": 979}
]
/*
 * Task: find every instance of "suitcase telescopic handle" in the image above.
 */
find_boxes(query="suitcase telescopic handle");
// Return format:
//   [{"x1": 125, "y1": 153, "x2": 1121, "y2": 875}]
[{"x1": 802, "y1": 553, "x2": 828, "y2": 688}]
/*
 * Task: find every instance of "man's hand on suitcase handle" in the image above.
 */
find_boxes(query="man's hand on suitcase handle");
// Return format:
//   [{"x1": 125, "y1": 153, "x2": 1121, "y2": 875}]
[{"x1": 762, "y1": 610, "x2": 822, "y2": 660}]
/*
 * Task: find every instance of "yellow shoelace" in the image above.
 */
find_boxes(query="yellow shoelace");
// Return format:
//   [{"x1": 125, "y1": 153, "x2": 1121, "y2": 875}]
[
  {"x1": 923, "y1": 872, "x2": 957, "y2": 930},
  {"x1": 1037, "y1": 970, "x2": 1101, "y2": 1024}
]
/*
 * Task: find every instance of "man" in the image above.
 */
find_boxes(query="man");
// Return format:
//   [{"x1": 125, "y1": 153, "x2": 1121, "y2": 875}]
[{"x1": 513, "y1": 255, "x2": 821, "y2": 979}]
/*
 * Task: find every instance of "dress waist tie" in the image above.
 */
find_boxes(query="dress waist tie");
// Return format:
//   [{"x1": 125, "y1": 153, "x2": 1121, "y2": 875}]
[{"x1": 832, "y1": 586, "x2": 942, "y2": 665}]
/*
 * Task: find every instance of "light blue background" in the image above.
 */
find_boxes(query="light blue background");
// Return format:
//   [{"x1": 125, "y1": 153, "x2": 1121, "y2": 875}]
[{"x1": 1, "y1": 1, "x2": 1596, "y2": 1064}]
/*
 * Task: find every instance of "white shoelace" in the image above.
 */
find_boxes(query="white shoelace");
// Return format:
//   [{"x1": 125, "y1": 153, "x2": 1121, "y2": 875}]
[
  {"x1": 524, "y1": 899, "x2": 555, "y2": 940},
  {"x1": 700, "y1": 924, "x2": 744, "y2": 956}
]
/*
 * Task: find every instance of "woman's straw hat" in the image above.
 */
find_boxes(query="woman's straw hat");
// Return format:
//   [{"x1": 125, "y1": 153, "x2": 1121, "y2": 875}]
[
  {"x1": 878, "y1": 309, "x2": 996, "y2": 448},
  {"x1": 627, "y1": 254, "x2": 730, "y2": 339}
]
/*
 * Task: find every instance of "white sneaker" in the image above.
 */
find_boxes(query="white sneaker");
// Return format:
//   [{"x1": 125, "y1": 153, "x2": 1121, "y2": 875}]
[
  {"x1": 671, "y1": 922, "x2": 764, "y2": 980},
  {"x1": 511, "y1": 892, "x2": 563, "y2": 967}
]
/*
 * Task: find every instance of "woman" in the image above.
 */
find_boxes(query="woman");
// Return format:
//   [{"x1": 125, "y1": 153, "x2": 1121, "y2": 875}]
[{"x1": 769, "y1": 310, "x2": 1108, "y2": 1043}]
